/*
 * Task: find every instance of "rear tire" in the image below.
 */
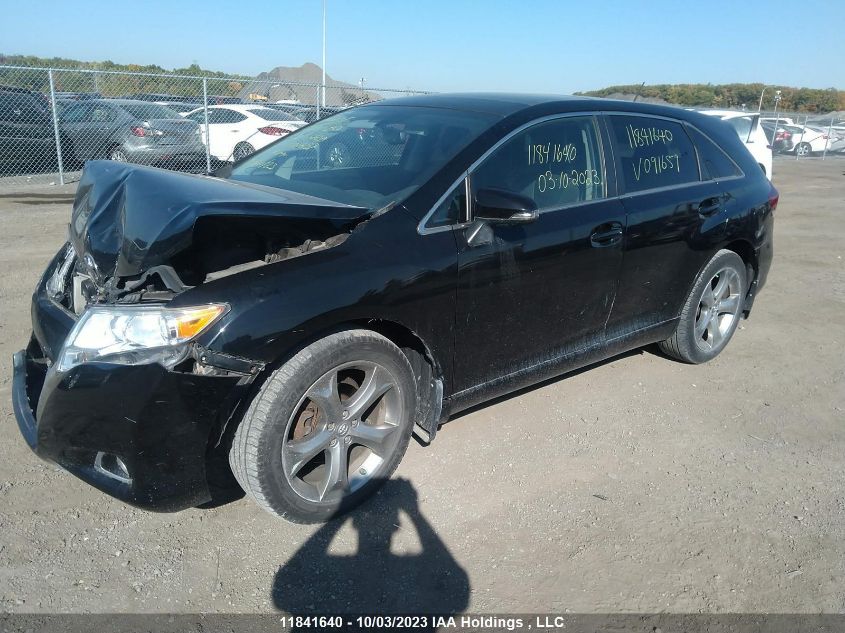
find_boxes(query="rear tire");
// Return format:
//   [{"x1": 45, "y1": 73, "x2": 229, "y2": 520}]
[
  {"x1": 230, "y1": 329, "x2": 416, "y2": 523},
  {"x1": 796, "y1": 142, "x2": 812, "y2": 157},
  {"x1": 659, "y1": 250, "x2": 747, "y2": 364}
]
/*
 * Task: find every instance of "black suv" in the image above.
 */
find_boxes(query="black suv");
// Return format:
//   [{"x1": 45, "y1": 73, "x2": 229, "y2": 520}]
[
  {"x1": 0, "y1": 85, "x2": 57, "y2": 176},
  {"x1": 13, "y1": 94, "x2": 777, "y2": 523}
]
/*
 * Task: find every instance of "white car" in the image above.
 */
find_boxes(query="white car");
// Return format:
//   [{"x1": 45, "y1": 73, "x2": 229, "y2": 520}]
[
  {"x1": 780, "y1": 124, "x2": 833, "y2": 156},
  {"x1": 699, "y1": 110, "x2": 772, "y2": 179},
  {"x1": 184, "y1": 105, "x2": 306, "y2": 161}
]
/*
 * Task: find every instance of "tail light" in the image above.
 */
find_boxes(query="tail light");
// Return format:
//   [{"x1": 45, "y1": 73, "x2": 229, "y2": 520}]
[
  {"x1": 768, "y1": 184, "x2": 779, "y2": 213},
  {"x1": 258, "y1": 126, "x2": 290, "y2": 136},
  {"x1": 130, "y1": 126, "x2": 147, "y2": 137}
]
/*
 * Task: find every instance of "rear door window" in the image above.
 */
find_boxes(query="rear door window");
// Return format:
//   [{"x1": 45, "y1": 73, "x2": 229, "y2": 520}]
[
  {"x1": 608, "y1": 115, "x2": 699, "y2": 194},
  {"x1": 210, "y1": 108, "x2": 247, "y2": 124}
]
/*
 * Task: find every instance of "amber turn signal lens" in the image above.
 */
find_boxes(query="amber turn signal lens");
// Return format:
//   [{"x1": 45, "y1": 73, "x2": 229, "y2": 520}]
[{"x1": 171, "y1": 305, "x2": 227, "y2": 340}]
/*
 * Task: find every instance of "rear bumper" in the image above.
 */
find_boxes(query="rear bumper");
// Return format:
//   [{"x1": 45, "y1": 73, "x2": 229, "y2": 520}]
[
  {"x1": 744, "y1": 201, "x2": 775, "y2": 316},
  {"x1": 121, "y1": 143, "x2": 207, "y2": 170}
]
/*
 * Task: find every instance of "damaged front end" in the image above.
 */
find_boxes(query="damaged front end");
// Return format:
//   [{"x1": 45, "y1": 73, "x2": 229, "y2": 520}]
[
  {"x1": 64, "y1": 160, "x2": 370, "y2": 308},
  {"x1": 13, "y1": 161, "x2": 374, "y2": 511}
]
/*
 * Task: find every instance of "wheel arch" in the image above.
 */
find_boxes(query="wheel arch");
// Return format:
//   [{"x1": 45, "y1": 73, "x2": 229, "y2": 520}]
[
  {"x1": 346, "y1": 318, "x2": 446, "y2": 443},
  {"x1": 207, "y1": 317, "x2": 445, "y2": 475}
]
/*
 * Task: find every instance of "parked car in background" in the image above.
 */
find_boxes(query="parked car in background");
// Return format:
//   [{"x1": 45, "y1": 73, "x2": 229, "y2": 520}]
[
  {"x1": 699, "y1": 110, "x2": 772, "y2": 178},
  {"x1": 183, "y1": 104, "x2": 306, "y2": 161},
  {"x1": 265, "y1": 103, "x2": 347, "y2": 124},
  {"x1": 59, "y1": 99, "x2": 206, "y2": 171},
  {"x1": 827, "y1": 125, "x2": 845, "y2": 152},
  {"x1": 779, "y1": 124, "x2": 832, "y2": 156},
  {"x1": 760, "y1": 121, "x2": 795, "y2": 153},
  {"x1": 0, "y1": 85, "x2": 58, "y2": 176},
  {"x1": 761, "y1": 116, "x2": 794, "y2": 126},
  {"x1": 14, "y1": 94, "x2": 777, "y2": 523},
  {"x1": 154, "y1": 101, "x2": 201, "y2": 115}
]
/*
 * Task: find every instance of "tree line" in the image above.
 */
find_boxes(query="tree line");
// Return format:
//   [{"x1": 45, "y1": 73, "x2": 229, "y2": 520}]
[
  {"x1": 577, "y1": 83, "x2": 844, "y2": 113},
  {"x1": 0, "y1": 54, "x2": 246, "y2": 98}
]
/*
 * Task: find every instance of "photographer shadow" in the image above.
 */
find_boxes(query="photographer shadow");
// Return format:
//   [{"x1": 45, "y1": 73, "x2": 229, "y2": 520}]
[{"x1": 273, "y1": 478, "x2": 469, "y2": 620}]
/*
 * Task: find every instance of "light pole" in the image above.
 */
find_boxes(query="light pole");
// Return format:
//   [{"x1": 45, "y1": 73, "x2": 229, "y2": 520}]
[
  {"x1": 757, "y1": 87, "x2": 767, "y2": 113},
  {"x1": 771, "y1": 90, "x2": 782, "y2": 152},
  {"x1": 321, "y1": 0, "x2": 326, "y2": 108}
]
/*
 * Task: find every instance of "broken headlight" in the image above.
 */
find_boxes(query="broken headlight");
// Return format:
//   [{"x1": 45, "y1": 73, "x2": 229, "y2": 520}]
[{"x1": 56, "y1": 304, "x2": 228, "y2": 372}]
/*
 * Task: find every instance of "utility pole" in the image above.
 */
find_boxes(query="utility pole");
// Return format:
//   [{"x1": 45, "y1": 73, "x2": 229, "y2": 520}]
[{"x1": 321, "y1": 0, "x2": 326, "y2": 108}]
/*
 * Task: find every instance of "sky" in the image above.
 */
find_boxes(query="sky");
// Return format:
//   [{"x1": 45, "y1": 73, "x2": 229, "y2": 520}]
[{"x1": 2, "y1": 0, "x2": 843, "y2": 96}]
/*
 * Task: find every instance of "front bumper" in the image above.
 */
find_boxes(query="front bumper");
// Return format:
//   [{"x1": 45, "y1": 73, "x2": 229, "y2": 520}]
[{"x1": 11, "y1": 255, "x2": 247, "y2": 512}]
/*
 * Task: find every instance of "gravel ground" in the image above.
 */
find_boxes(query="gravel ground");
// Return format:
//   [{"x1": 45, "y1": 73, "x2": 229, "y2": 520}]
[{"x1": 0, "y1": 157, "x2": 843, "y2": 614}]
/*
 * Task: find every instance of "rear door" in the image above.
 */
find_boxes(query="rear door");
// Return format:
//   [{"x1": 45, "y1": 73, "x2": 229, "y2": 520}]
[
  {"x1": 60, "y1": 102, "x2": 123, "y2": 160},
  {"x1": 452, "y1": 114, "x2": 627, "y2": 392},
  {"x1": 206, "y1": 108, "x2": 248, "y2": 160},
  {"x1": 603, "y1": 114, "x2": 726, "y2": 339}
]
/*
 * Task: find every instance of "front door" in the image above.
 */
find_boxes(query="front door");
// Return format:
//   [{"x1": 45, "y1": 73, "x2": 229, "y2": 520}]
[{"x1": 453, "y1": 114, "x2": 627, "y2": 393}]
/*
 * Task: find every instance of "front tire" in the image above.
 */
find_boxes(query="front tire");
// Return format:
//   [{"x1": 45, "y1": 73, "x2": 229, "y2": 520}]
[
  {"x1": 659, "y1": 249, "x2": 747, "y2": 364},
  {"x1": 230, "y1": 329, "x2": 416, "y2": 523}
]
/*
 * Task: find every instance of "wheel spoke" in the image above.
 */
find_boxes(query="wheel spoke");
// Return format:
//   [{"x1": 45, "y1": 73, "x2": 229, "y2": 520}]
[
  {"x1": 350, "y1": 422, "x2": 399, "y2": 457},
  {"x1": 718, "y1": 294, "x2": 740, "y2": 315},
  {"x1": 706, "y1": 317, "x2": 723, "y2": 348},
  {"x1": 711, "y1": 273, "x2": 730, "y2": 302},
  {"x1": 318, "y1": 440, "x2": 349, "y2": 501},
  {"x1": 283, "y1": 429, "x2": 332, "y2": 478},
  {"x1": 344, "y1": 364, "x2": 395, "y2": 421},
  {"x1": 306, "y1": 371, "x2": 344, "y2": 423}
]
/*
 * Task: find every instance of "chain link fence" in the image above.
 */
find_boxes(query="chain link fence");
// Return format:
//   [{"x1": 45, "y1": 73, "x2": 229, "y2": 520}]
[
  {"x1": 0, "y1": 65, "x2": 431, "y2": 186},
  {"x1": 757, "y1": 110, "x2": 845, "y2": 159}
]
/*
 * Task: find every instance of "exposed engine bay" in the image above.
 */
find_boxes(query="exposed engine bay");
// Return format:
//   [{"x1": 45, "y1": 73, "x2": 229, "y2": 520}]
[{"x1": 57, "y1": 160, "x2": 375, "y2": 313}]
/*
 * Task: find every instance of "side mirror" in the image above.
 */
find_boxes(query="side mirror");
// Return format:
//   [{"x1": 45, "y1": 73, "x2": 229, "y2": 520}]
[{"x1": 474, "y1": 188, "x2": 538, "y2": 224}]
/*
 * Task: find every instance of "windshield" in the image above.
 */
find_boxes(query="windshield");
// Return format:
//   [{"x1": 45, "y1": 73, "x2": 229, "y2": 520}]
[
  {"x1": 120, "y1": 103, "x2": 180, "y2": 120},
  {"x1": 229, "y1": 104, "x2": 497, "y2": 209}
]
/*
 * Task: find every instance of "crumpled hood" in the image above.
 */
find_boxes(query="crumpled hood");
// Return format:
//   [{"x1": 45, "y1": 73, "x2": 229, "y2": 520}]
[{"x1": 69, "y1": 161, "x2": 369, "y2": 280}]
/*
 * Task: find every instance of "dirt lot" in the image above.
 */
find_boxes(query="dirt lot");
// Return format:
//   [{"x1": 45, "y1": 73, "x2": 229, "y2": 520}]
[{"x1": 0, "y1": 157, "x2": 843, "y2": 615}]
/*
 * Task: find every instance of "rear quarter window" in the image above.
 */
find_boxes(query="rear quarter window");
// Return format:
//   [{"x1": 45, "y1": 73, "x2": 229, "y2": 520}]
[
  {"x1": 608, "y1": 115, "x2": 699, "y2": 194},
  {"x1": 686, "y1": 126, "x2": 743, "y2": 180}
]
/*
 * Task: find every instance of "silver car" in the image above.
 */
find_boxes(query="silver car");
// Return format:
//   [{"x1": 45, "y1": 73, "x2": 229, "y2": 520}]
[{"x1": 59, "y1": 99, "x2": 206, "y2": 171}]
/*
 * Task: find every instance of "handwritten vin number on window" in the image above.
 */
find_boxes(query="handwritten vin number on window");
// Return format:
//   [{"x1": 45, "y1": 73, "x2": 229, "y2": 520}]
[
  {"x1": 528, "y1": 142, "x2": 577, "y2": 166},
  {"x1": 633, "y1": 153, "x2": 681, "y2": 181},
  {"x1": 625, "y1": 124, "x2": 673, "y2": 148},
  {"x1": 537, "y1": 169, "x2": 601, "y2": 193}
]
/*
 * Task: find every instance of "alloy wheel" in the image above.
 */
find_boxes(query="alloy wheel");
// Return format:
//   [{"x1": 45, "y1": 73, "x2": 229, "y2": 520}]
[
  {"x1": 281, "y1": 361, "x2": 404, "y2": 505},
  {"x1": 327, "y1": 143, "x2": 348, "y2": 167},
  {"x1": 694, "y1": 267, "x2": 742, "y2": 351}
]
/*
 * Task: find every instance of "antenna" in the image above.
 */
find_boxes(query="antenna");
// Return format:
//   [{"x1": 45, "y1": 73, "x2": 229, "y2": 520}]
[{"x1": 632, "y1": 82, "x2": 646, "y2": 103}]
